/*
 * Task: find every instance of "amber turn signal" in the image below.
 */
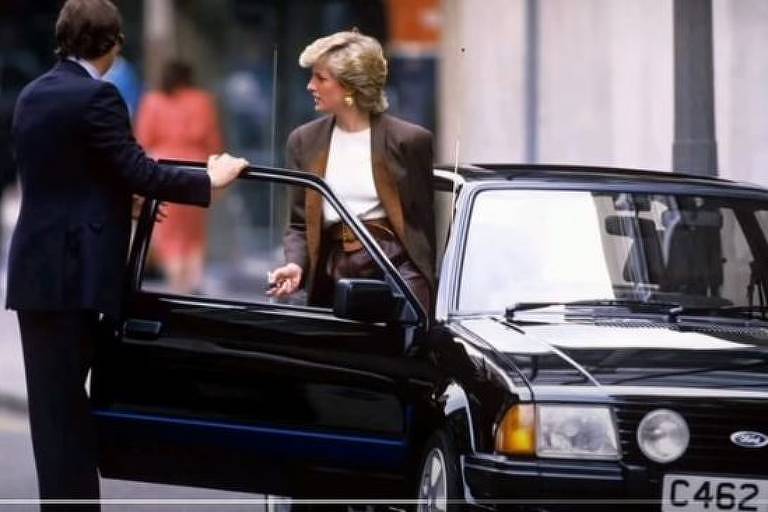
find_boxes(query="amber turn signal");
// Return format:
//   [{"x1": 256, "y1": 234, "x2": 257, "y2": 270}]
[{"x1": 495, "y1": 404, "x2": 536, "y2": 456}]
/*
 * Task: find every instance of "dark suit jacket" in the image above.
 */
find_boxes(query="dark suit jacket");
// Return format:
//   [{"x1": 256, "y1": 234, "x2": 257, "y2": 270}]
[
  {"x1": 283, "y1": 113, "x2": 435, "y2": 302},
  {"x1": 6, "y1": 60, "x2": 211, "y2": 318}
]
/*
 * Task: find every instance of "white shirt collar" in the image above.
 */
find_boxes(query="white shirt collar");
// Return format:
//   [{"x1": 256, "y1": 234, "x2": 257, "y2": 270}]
[{"x1": 66, "y1": 56, "x2": 102, "y2": 79}]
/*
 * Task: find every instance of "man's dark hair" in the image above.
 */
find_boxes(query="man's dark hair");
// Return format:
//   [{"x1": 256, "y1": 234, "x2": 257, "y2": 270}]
[
  {"x1": 160, "y1": 60, "x2": 195, "y2": 94},
  {"x1": 55, "y1": 0, "x2": 124, "y2": 60}
]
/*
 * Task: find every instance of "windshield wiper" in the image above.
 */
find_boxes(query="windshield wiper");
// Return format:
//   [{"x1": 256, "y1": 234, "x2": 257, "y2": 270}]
[
  {"x1": 506, "y1": 299, "x2": 681, "y2": 320},
  {"x1": 506, "y1": 300, "x2": 768, "y2": 325},
  {"x1": 673, "y1": 305, "x2": 768, "y2": 321}
]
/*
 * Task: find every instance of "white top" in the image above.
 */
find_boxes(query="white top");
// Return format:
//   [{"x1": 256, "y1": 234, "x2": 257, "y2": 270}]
[
  {"x1": 322, "y1": 125, "x2": 386, "y2": 226},
  {"x1": 67, "y1": 57, "x2": 102, "y2": 79}
]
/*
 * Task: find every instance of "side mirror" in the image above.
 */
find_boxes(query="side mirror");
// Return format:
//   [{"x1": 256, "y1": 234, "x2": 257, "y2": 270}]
[{"x1": 333, "y1": 279, "x2": 402, "y2": 323}]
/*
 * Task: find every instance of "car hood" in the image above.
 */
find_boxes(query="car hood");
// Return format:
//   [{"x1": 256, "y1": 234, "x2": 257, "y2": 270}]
[{"x1": 457, "y1": 316, "x2": 768, "y2": 395}]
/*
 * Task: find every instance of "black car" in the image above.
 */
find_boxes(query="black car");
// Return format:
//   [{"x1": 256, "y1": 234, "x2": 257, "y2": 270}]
[{"x1": 92, "y1": 163, "x2": 768, "y2": 511}]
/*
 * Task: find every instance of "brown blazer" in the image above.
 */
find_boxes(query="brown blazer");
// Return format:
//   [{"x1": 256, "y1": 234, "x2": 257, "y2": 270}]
[{"x1": 283, "y1": 113, "x2": 436, "y2": 303}]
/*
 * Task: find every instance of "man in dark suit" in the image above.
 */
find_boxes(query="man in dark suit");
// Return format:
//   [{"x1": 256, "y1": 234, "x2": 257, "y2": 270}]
[{"x1": 6, "y1": 0, "x2": 248, "y2": 509}]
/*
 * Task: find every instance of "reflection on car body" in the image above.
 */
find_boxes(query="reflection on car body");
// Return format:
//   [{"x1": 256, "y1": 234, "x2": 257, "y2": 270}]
[{"x1": 92, "y1": 163, "x2": 768, "y2": 510}]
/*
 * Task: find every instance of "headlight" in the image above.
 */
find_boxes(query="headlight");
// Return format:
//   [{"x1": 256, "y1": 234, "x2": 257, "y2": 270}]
[
  {"x1": 495, "y1": 404, "x2": 620, "y2": 460},
  {"x1": 537, "y1": 405, "x2": 620, "y2": 460},
  {"x1": 637, "y1": 409, "x2": 689, "y2": 463}
]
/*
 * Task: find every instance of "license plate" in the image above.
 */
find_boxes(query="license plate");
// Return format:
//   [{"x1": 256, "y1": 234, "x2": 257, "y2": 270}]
[{"x1": 663, "y1": 474, "x2": 768, "y2": 512}]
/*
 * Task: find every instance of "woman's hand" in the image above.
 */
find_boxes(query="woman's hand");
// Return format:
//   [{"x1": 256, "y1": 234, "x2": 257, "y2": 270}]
[{"x1": 266, "y1": 263, "x2": 303, "y2": 297}]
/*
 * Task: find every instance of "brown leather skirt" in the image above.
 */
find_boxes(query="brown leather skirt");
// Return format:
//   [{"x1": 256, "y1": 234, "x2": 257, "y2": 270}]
[{"x1": 317, "y1": 219, "x2": 432, "y2": 315}]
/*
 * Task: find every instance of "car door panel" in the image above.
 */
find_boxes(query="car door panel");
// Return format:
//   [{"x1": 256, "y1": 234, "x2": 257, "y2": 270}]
[
  {"x1": 92, "y1": 166, "x2": 428, "y2": 496},
  {"x1": 98, "y1": 299, "x2": 406, "y2": 433}
]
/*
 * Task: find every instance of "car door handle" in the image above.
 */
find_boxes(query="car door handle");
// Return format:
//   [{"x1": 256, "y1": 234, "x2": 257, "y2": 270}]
[{"x1": 123, "y1": 319, "x2": 163, "y2": 341}]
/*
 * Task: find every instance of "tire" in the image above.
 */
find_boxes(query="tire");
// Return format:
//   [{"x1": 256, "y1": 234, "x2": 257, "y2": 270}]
[{"x1": 416, "y1": 429, "x2": 464, "y2": 512}]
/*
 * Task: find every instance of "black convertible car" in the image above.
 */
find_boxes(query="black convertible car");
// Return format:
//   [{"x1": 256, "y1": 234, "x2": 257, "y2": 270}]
[{"x1": 92, "y1": 163, "x2": 768, "y2": 511}]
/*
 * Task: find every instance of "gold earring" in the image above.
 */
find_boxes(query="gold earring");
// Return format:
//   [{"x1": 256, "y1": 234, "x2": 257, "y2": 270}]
[{"x1": 344, "y1": 94, "x2": 354, "y2": 107}]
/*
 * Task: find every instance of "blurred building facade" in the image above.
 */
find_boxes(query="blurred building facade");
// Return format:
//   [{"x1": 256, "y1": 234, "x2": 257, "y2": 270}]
[
  {"x1": 5, "y1": 1, "x2": 768, "y2": 182},
  {"x1": 142, "y1": 0, "x2": 439, "y2": 167},
  {"x1": 4, "y1": 0, "x2": 768, "y2": 241},
  {"x1": 439, "y1": 0, "x2": 768, "y2": 187}
]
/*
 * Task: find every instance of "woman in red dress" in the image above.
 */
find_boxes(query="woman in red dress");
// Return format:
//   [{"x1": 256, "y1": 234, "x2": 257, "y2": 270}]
[{"x1": 135, "y1": 61, "x2": 224, "y2": 293}]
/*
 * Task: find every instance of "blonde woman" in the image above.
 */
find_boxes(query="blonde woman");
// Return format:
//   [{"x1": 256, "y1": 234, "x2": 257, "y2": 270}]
[{"x1": 269, "y1": 30, "x2": 435, "y2": 313}]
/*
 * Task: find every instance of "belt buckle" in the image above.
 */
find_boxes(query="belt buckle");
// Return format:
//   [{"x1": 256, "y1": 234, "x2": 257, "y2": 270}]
[{"x1": 342, "y1": 225, "x2": 355, "y2": 243}]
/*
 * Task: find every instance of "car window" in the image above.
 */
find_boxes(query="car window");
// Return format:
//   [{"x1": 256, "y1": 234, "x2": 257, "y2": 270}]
[
  {"x1": 140, "y1": 176, "x2": 378, "y2": 309},
  {"x1": 459, "y1": 189, "x2": 768, "y2": 313},
  {"x1": 460, "y1": 190, "x2": 614, "y2": 311}
]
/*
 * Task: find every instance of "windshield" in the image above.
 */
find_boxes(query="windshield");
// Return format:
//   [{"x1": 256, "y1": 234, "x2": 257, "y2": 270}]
[{"x1": 459, "y1": 188, "x2": 768, "y2": 313}]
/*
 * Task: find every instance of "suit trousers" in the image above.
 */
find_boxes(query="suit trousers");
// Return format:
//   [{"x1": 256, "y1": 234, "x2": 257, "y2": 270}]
[{"x1": 17, "y1": 310, "x2": 100, "y2": 511}]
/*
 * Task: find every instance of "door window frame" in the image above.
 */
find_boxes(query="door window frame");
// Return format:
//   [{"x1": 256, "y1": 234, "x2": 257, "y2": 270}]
[{"x1": 126, "y1": 161, "x2": 426, "y2": 329}]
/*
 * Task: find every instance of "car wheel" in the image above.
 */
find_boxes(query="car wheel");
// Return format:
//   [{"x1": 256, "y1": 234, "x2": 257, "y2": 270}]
[{"x1": 417, "y1": 430, "x2": 463, "y2": 511}]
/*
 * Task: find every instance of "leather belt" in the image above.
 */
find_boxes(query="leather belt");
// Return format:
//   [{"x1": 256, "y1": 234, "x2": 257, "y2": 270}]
[{"x1": 326, "y1": 218, "x2": 396, "y2": 252}]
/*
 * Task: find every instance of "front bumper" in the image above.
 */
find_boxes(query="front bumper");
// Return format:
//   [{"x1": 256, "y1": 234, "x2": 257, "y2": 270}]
[{"x1": 463, "y1": 454, "x2": 657, "y2": 507}]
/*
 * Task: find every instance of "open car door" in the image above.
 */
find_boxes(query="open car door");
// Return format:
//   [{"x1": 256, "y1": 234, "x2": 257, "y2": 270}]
[{"x1": 91, "y1": 163, "x2": 427, "y2": 498}]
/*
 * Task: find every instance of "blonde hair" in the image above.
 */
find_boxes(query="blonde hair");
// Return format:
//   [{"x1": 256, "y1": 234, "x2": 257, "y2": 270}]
[{"x1": 299, "y1": 31, "x2": 389, "y2": 114}]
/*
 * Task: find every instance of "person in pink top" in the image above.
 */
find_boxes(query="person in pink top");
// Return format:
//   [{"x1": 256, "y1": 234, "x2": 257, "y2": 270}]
[{"x1": 135, "y1": 60, "x2": 224, "y2": 293}]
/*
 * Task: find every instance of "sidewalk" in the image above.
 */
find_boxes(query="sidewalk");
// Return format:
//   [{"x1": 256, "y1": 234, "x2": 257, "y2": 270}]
[
  {"x1": 0, "y1": 308, "x2": 27, "y2": 413},
  {"x1": 0, "y1": 187, "x2": 26, "y2": 414}
]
